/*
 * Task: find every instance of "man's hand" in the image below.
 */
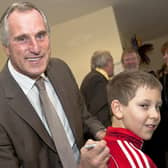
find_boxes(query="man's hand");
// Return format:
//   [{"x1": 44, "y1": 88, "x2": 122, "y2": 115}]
[{"x1": 79, "y1": 139, "x2": 110, "y2": 168}]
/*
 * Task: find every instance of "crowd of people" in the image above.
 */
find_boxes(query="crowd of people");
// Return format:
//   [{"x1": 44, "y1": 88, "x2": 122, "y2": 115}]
[{"x1": 0, "y1": 1, "x2": 167, "y2": 168}]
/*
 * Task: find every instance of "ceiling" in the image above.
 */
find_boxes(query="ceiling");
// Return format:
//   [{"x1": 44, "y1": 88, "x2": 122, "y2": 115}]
[{"x1": 1, "y1": 0, "x2": 168, "y2": 41}]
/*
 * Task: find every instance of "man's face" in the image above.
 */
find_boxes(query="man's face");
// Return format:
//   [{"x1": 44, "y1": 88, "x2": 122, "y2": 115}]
[
  {"x1": 105, "y1": 58, "x2": 114, "y2": 77},
  {"x1": 4, "y1": 9, "x2": 51, "y2": 79},
  {"x1": 119, "y1": 86, "x2": 161, "y2": 140},
  {"x1": 122, "y1": 52, "x2": 140, "y2": 71}
]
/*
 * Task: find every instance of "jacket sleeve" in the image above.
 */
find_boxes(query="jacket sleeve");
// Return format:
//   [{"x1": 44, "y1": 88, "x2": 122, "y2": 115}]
[{"x1": 80, "y1": 92, "x2": 105, "y2": 137}]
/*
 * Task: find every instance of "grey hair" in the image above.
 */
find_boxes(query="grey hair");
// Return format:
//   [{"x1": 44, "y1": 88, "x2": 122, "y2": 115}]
[
  {"x1": 91, "y1": 50, "x2": 113, "y2": 70},
  {"x1": 0, "y1": 2, "x2": 50, "y2": 46}
]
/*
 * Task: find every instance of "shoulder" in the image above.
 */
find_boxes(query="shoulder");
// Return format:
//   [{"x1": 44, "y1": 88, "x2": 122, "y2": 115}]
[
  {"x1": 48, "y1": 57, "x2": 69, "y2": 69},
  {"x1": 47, "y1": 57, "x2": 79, "y2": 87},
  {"x1": 82, "y1": 71, "x2": 105, "y2": 83},
  {"x1": 47, "y1": 57, "x2": 74, "y2": 76}
]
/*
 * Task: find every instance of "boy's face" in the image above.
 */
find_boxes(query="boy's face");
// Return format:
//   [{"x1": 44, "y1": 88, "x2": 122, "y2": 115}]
[{"x1": 119, "y1": 86, "x2": 161, "y2": 140}]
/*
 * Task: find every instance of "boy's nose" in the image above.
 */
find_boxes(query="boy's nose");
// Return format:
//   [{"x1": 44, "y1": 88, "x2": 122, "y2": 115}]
[{"x1": 149, "y1": 108, "x2": 160, "y2": 121}]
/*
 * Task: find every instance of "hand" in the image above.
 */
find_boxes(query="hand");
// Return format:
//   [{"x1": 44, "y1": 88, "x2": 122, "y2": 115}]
[
  {"x1": 95, "y1": 129, "x2": 106, "y2": 140},
  {"x1": 79, "y1": 139, "x2": 110, "y2": 168}
]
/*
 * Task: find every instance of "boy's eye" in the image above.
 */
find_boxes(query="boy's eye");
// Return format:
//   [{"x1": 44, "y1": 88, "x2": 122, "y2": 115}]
[
  {"x1": 139, "y1": 104, "x2": 149, "y2": 109},
  {"x1": 156, "y1": 104, "x2": 161, "y2": 111}
]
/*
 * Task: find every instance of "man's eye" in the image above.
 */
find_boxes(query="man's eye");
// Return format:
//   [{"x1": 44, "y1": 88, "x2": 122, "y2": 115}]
[
  {"x1": 15, "y1": 36, "x2": 28, "y2": 42},
  {"x1": 36, "y1": 32, "x2": 47, "y2": 40}
]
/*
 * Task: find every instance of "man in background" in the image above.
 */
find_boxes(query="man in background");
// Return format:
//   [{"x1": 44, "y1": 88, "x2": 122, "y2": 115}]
[
  {"x1": 80, "y1": 50, "x2": 114, "y2": 132},
  {"x1": 121, "y1": 48, "x2": 140, "y2": 71}
]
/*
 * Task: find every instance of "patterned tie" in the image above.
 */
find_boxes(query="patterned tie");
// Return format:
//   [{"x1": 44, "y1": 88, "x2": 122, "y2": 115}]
[{"x1": 35, "y1": 77, "x2": 77, "y2": 168}]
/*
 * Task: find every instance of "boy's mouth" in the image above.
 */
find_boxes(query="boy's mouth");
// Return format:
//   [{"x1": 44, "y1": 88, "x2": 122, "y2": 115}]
[{"x1": 145, "y1": 124, "x2": 157, "y2": 130}]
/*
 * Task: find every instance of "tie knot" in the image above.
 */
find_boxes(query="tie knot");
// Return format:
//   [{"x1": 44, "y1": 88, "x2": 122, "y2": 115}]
[{"x1": 35, "y1": 77, "x2": 46, "y2": 91}]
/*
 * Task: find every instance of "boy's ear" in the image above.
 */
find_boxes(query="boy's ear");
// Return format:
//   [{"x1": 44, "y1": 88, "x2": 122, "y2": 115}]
[{"x1": 111, "y1": 99, "x2": 124, "y2": 119}]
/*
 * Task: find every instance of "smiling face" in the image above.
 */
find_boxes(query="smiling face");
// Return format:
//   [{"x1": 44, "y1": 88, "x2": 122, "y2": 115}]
[
  {"x1": 122, "y1": 52, "x2": 140, "y2": 71},
  {"x1": 4, "y1": 9, "x2": 51, "y2": 79},
  {"x1": 112, "y1": 86, "x2": 162, "y2": 140}
]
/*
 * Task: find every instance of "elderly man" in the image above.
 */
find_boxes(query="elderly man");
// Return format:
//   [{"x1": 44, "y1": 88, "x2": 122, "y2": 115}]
[
  {"x1": 0, "y1": 2, "x2": 110, "y2": 168},
  {"x1": 80, "y1": 50, "x2": 114, "y2": 131}
]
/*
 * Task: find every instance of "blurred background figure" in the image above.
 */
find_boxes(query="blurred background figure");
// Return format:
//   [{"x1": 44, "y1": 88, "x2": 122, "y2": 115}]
[
  {"x1": 80, "y1": 50, "x2": 114, "y2": 137},
  {"x1": 157, "y1": 63, "x2": 168, "y2": 79},
  {"x1": 121, "y1": 48, "x2": 140, "y2": 71},
  {"x1": 138, "y1": 44, "x2": 153, "y2": 67},
  {"x1": 138, "y1": 43, "x2": 156, "y2": 76}
]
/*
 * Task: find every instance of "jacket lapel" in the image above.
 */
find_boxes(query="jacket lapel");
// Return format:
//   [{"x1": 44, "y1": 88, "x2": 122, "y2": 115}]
[
  {"x1": 1, "y1": 65, "x2": 56, "y2": 152},
  {"x1": 46, "y1": 61, "x2": 79, "y2": 144}
]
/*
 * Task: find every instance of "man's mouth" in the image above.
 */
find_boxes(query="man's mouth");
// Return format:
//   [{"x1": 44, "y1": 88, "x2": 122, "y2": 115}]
[{"x1": 25, "y1": 56, "x2": 43, "y2": 61}]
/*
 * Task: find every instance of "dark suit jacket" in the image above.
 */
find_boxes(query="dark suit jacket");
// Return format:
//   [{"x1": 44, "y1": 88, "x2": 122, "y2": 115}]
[
  {"x1": 80, "y1": 70, "x2": 111, "y2": 128},
  {"x1": 0, "y1": 58, "x2": 104, "y2": 168}
]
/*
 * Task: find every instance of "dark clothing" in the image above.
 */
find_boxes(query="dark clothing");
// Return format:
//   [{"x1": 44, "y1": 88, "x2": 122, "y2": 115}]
[
  {"x1": 104, "y1": 127, "x2": 157, "y2": 168},
  {"x1": 80, "y1": 70, "x2": 111, "y2": 128},
  {"x1": 0, "y1": 58, "x2": 104, "y2": 168},
  {"x1": 143, "y1": 74, "x2": 168, "y2": 168}
]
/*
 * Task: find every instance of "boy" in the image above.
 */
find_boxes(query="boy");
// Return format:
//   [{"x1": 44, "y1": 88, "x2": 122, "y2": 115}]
[{"x1": 104, "y1": 71, "x2": 162, "y2": 168}]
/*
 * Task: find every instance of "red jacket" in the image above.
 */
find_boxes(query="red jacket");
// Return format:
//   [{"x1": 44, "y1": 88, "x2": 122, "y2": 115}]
[{"x1": 104, "y1": 127, "x2": 157, "y2": 168}]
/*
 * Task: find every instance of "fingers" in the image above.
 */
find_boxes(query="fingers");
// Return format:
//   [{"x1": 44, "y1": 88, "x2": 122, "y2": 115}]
[{"x1": 80, "y1": 139, "x2": 110, "y2": 168}]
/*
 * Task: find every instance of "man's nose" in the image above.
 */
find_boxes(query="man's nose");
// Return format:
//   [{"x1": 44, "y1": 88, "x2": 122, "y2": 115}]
[{"x1": 29, "y1": 38, "x2": 40, "y2": 54}]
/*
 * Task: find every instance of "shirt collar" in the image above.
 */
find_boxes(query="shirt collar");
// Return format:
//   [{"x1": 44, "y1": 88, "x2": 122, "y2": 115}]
[
  {"x1": 106, "y1": 127, "x2": 143, "y2": 149},
  {"x1": 95, "y1": 67, "x2": 109, "y2": 80},
  {"x1": 8, "y1": 60, "x2": 47, "y2": 95}
]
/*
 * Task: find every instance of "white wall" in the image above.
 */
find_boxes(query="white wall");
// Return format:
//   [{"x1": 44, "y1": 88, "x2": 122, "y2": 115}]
[{"x1": 51, "y1": 7, "x2": 123, "y2": 85}]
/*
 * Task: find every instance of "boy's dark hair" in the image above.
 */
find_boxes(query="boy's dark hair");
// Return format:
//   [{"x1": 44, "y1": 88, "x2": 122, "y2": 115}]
[{"x1": 107, "y1": 70, "x2": 162, "y2": 106}]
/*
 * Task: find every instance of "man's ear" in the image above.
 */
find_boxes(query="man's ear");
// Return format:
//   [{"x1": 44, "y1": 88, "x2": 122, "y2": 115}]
[{"x1": 111, "y1": 99, "x2": 124, "y2": 119}]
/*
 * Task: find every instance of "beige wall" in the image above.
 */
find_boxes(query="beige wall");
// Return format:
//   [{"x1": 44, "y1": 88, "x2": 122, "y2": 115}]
[
  {"x1": 0, "y1": 45, "x2": 7, "y2": 70},
  {"x1": 51, "y1": 6, "x2": 123, "y2": 85}
]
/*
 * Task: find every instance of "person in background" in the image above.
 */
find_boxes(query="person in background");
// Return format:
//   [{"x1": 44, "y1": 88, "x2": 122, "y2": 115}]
[
  {"x1": 157, "y1": 63, "x2": 167, "y2": 79},
  {"x1": 121, "y1": 48, "x2": 140, "y2": 71},
  {"x1": 80, "y1": 50, "x2": 114, "y2": 132},
  {"x1": 104, "y1": 70, "x2": 162, "y2": 168},
  {"x1": 0, "y1": 2, "x2": 110, "y2": 168},
  {"x1": 138, "y1": 43, "x2": 156, "y2": 76}
]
